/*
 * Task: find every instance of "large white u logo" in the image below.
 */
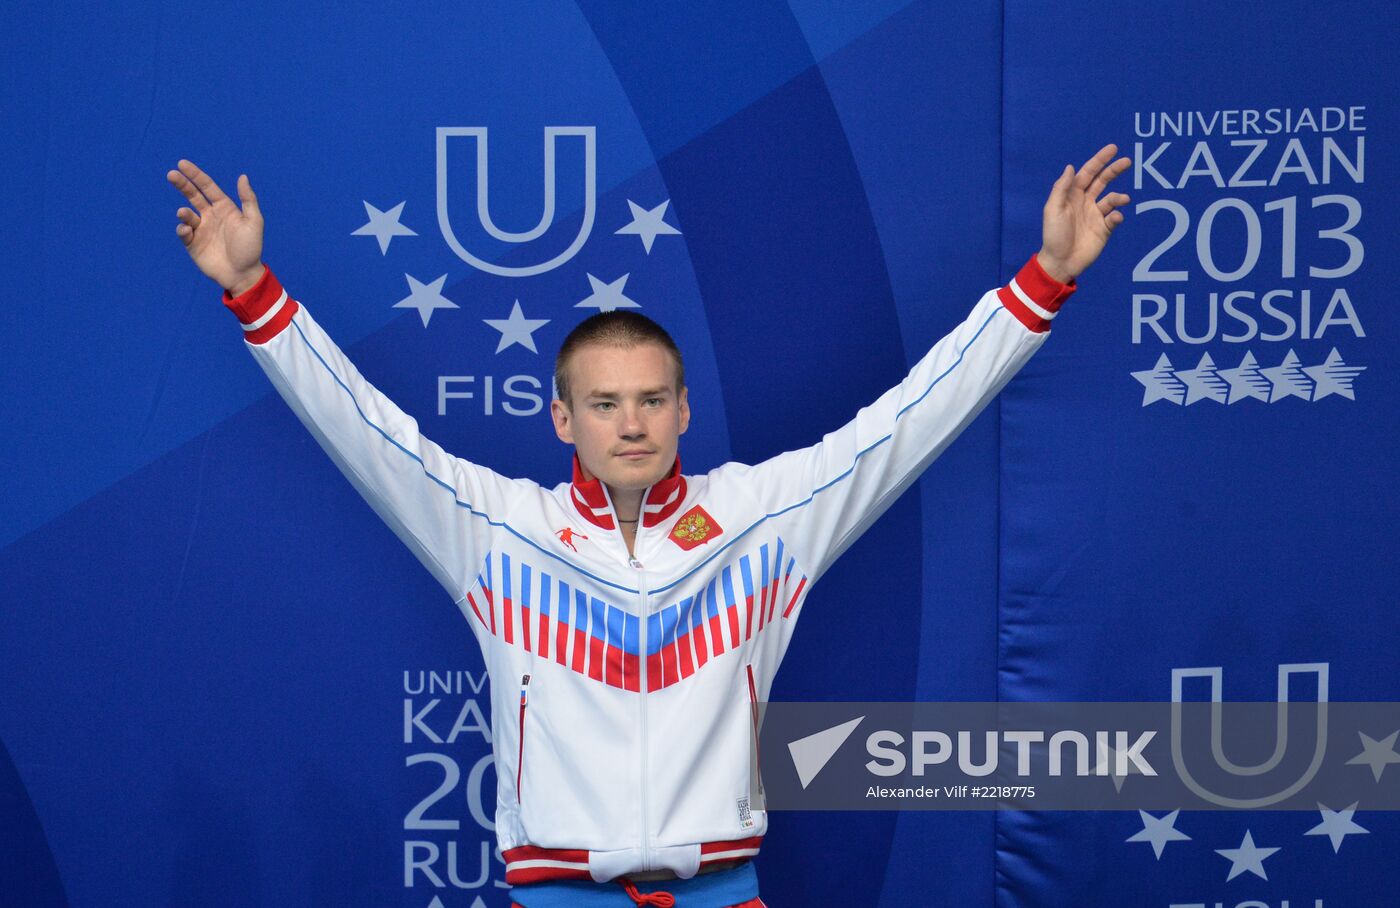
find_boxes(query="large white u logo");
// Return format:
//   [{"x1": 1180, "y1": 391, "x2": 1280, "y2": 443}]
[
  {"x1": 436, "y1": 126, "x2": 597, "y2": 277},
  {"x1": 1170, "y1": 662, "x2": 1329, "y2": 808}
]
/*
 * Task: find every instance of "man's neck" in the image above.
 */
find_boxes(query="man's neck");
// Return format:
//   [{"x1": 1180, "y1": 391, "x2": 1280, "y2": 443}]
[
  {"x1": 608, "y1": 485, "x2": 643, "y2": 524},
  {"x1": 608, "y1": 485, "x2": 643, "y2": 560}
]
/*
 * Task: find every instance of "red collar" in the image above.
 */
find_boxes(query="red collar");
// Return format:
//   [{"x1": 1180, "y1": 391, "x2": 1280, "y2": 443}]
[{"x1": 569, "y1": 454, "x2": 687, "y2": 531}]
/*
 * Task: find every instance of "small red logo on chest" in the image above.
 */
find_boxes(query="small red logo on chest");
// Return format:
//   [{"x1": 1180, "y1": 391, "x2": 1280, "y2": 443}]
[
  {"x1": 556, "y1": 527, "x2": 588, "y2": 552},
  {"x1": 669, "y1": 505, "x2": 722, "y2": 550}
]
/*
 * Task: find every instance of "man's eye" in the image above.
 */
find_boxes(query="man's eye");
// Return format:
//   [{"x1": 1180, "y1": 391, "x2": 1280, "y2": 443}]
[
  {"x1": 645, "y1": 398, "x2": 663, "y2": 407},
  {"x1": 594, "y1": 402, "x2": 614, "y2": 412}
]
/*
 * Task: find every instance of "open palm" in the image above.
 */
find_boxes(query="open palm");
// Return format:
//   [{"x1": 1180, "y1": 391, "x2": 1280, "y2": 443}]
[
  {"x1": 167, "y1": 160, "x2": 266, "y2": 295},
  {"x1": 1037, "y1": 144, "x2": 1132, "y2": 283}
]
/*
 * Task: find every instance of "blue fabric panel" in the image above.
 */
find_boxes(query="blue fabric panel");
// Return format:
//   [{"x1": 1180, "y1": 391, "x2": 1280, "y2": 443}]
[{"x1": 999, "y1": 1, "x2": 1400, "y2": 906}]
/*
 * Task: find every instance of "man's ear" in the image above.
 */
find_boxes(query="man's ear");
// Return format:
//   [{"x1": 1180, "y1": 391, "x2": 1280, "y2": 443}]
[
  {"x1": 551, "y1": 398, "x2": 574, "y2": 444},
  {"x1": 678, "y1": 385, "x2": 691, "y2": 436}
]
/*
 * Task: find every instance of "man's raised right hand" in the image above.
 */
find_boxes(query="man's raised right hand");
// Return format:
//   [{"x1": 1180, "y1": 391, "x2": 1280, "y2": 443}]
[{"x1": 167, "y1": 160, "x2": 266, "y2": 297}]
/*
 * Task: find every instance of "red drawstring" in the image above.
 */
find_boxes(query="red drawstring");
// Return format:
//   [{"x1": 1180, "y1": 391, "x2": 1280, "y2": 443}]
[{"x1": 617, "y1": 876, "x2": 677, "y2": 907}]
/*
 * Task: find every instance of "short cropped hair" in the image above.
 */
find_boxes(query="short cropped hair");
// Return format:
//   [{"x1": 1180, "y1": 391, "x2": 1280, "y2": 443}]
[{"x1": 554, "y1": 311, "x2": 686, "y2": 408}]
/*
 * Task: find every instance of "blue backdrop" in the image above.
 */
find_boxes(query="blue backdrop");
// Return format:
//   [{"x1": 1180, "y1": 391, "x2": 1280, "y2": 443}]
[{"x1": 2, "y1": 1, "x2": 1396, "y2": 906}]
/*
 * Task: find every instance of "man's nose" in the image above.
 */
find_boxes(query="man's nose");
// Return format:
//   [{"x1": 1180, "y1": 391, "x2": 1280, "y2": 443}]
[{"x1": 618, "y1": 405, "x2": 645, "y2": 437}]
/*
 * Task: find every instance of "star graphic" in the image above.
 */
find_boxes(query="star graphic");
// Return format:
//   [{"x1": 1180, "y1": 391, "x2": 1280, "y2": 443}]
[
  {"x1": 1218, "y1": 351, "x2": 1271, "y2": 404},
  {"x1": 1130, "y1": 353, "x2": 1185, "y2": 406},
  {"x1": 393, "y1": 274, "x2": 458, "y2": 328},
  {"x1": 1215, "y1": 829, "x2": 1279, "y2": 881},
  {"x1": 1126, "y1": 809, "x2": 1191, "y2": 859},
  {"x1": 1260, "y1": 349, "x2": 1314, "y2": 402},
  {"x1": 615, "y1": 199, "x2": 682, "y2": 254},
  {"x1": 483, "y1": 300, "x2": 550, "y2": 354},
  {"x1": 352, "y1": 201, "x2": 418, "y2": 254},
  {"x1": 1346, "y1": 729, "x2": 1400, "y2": 782},
  {"x1": 576, "y1": 272, "x2": 641, "y2": 312},
  {"x1": 1304, "y1": 348, "x2": 1366, "y2": 401},
  {"x1": 1304, "y1": 802, "x2": 1369, "y2": 853},
  {"x1": 1175, "y1": 352, "x2": 1229, "y2": 405}
]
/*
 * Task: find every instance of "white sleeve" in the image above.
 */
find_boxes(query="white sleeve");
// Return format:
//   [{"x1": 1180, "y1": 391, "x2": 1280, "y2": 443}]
[
  {"x1": 717, "y1": 254, "x2": 1075, "y2": 581},
  {"x1": 222, "y1": 266, "x2": 513, "y2": 601}
]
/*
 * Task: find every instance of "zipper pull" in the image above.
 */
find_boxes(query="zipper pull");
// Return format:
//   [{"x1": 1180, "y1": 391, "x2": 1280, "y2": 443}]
[
  {"x1": 629, "y1": 557, "x2": 644, "y2": 570},
  {"x1": 520, "y1": 673, "x2": 531, "y2": 706}
]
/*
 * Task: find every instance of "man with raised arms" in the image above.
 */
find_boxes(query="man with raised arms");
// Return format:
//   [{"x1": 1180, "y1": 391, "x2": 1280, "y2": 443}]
[{"x1": 168, "y1": 144, "x2": 1129, "y2": 908}]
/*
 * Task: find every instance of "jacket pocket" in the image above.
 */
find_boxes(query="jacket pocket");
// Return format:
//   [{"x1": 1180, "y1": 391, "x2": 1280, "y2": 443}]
[
  {"x1": 746, "y1": 664, "x2": 763, "y2": 789},
  {"x1": 516, "y1": 673, "x2": 531, "y2": 807}
]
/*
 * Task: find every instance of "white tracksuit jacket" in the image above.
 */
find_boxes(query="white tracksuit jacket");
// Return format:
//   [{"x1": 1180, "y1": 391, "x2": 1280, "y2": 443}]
[{"x1": 221, "y1": 256, "x2": 1074, "y2": 886}]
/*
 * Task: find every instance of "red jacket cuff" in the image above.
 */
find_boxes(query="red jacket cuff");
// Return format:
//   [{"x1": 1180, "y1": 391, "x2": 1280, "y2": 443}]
[
  {"x1": 221, "y1": 266, "x2": 298, "y2": 344},
  {"x1": 995, "y1": 254, "x2": 1077, "y2": 334}
]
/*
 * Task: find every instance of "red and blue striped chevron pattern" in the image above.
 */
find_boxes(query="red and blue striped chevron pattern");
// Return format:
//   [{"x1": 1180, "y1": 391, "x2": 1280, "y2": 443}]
[{"x1": 462, "y1": 544, "x2": 809, "y2": 693}]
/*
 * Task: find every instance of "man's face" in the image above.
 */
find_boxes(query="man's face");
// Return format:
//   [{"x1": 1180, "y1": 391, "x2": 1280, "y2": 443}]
[{"x1": 551, "y1": 341, "x2": 690, "y2": 493}]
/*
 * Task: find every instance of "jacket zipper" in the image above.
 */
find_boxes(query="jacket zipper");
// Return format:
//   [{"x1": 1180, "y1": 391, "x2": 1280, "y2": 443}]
[
  {"x1": 632, "y1": 556, "x2": 651, "y2": 871},
  {"x1": 517, "y1": 673, "x2": 531, "y2": 805},
  {"x1": 608, "y1": 479, "x2": 654, "y2": 870}
]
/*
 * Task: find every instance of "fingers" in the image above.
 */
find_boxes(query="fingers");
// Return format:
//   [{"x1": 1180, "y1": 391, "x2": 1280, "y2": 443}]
[
  {"x1": 176, "y1": 159, "x2": 232, "y2": 206},
  {"x1": 1046, "y1": 164, "x2": 1074, "y2": 210},
  {"x1": 167, "y1": 165, "x2": 212, "y2": 213},
  {"x1": 237, "y1": 174, "x2": 261, "y2": 219},
  {"x1": 1087, "y1": 155, "x2": 1132, "y2": 200},
  {"x1": 1064, "y1": 144, "x2": 1132, "y2": 212},
  {"x1": 1073, "y1": 144, "x2": 1118, "y2": 191},
  {"x1": 173, "y1": 206, "x2": 199, "y2": 246},
  {"x1": 1096, "y1": 191, "x2": 1130, "y2": 216}
]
